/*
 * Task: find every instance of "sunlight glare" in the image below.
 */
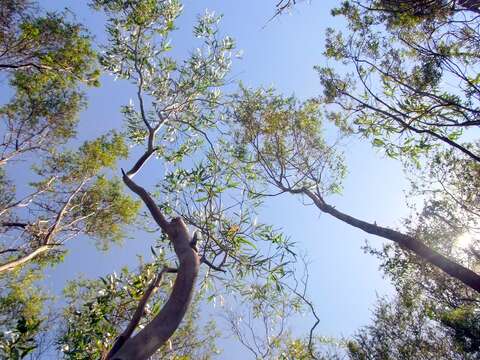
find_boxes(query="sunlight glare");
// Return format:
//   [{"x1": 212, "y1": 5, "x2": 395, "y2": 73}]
[{"x1": 456, "y1": 233, "x2": 474, "y2": 250}]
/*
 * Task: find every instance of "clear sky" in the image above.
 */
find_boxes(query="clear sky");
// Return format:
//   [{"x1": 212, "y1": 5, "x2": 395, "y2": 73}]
[{"x1": 36, "y1": 0, "x2": 409, "y2": 357}]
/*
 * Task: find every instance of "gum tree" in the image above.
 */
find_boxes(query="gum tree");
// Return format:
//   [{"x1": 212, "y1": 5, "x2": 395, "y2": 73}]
[
  {"x1": 318, "y1": 0, "x2": 480, "y2": 163},
  {"x1": 348, "y1": 145, "x2": 480, "y2": 358},
  {"x1": 266, "y1": 0, "x2": 480, "y2": 356},
  {"x1": 0, "y1": 0, "x2": 139, "y2": 273},
  {"x1": 58, "y1": 260, "x2": 219, "y2": 359},
  {"x1": 230, "y1": 87, "x2": 480, "y2": 292},
  {"x1": 80, "y1": 1, "x2": 301, "y2": 358},
  {"x1": 0, "y1": 2, "x2": 140, "y2": 357}
]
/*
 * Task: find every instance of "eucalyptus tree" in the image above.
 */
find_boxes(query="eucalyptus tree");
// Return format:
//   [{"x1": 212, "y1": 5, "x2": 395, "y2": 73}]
[
  {"x1": 350, "y1": 146, "x2": 480, "y2": 358},
  {"x1": 0, "y1": 133, "x2": 140, "y2": 273},
  {"x1": 230, "y1": 87, "x2": 480, "y2": 292},
  {"x1": 0, "y1": 0, "x2": 140, "y2": 273},
  {"x1": 0, "y1": 135, "x2": 139, "y2": 360},
  {"x1": 312, "y1": 0, "x2": 480, "y2": 352},
  {"x1": 0, "y1": 1, "x2": 140, "y2": 357},
  {"x1": 261, "y1": 0, "x2": 480, "y2": 355},
  {"x1": 253, "y1": 0, "x2": 480, "y2": 292},
  {"x1": 318, "y1": 0, "x2": 480, "y2": 163},
  {"x1": 58, "y1": 260, "x2": 219, "y2": 359},
  {"x1": 70, "y1": 1, "x2": 301, "y2": 358}
]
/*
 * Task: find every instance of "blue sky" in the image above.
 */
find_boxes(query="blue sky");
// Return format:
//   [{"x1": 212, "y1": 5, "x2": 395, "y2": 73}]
[{"x1": 35, "y1": 0, "x2": 410, "y2": 356}]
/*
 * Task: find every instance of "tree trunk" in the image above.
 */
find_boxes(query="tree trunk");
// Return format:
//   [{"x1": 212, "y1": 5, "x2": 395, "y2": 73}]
[
  {"x1": 111, "y1": 218, "x2": 199, "y2": 360},
  {"x1": 304, "y1": 189, "x2": 480, "y2": 292},
  {"x1": 109, "y1": 174, "x2": 200, "y2": 360}
]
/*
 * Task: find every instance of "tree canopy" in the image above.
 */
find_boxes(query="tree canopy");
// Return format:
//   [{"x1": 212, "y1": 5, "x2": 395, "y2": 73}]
[{"x1": 0, "y1": 0, "x2": 479, "y2": 359}]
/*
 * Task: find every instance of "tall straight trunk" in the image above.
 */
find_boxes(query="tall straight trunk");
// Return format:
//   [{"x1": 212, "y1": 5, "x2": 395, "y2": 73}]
[{"x1": 303, "y1": 189, "x2": 480, "y2": 292}]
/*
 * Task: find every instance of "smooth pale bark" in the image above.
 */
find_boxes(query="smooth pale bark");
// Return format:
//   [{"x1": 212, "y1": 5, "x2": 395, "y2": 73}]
[
  {"x1": 0, "y1": 244, "x2": 56, "y2": 273},
  {"x1": 303, "y1": 189, "x2": 480, "y2": 292},
  {"x1": 0, "y1": 180, "x2": 84, "y2": 274},
  {"x1": 104, "y1": 267, "x2": 177, "y2": 359},
  {"x1": 109, "y1": 173, "x2": 200, "y2": 360}
]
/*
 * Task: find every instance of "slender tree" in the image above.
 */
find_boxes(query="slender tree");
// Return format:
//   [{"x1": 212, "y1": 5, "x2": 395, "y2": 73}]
[
  {"x1": 0, "y1": 1, "x2": 139, "y2": 273},
  {"x1": 231, "y1": 87, "x2": 480, "y2": 292},
  {"x1": 0, "y1": 2, "x2": 139, "y2": 356},
  {"x1": 85, "y1": 1, "x2": 300, "y2": 358},
  {"x1": 318, "y1": 0, "x2": 480, "y2": 163},
  {"x1": 349, "y1": 146, "x2": 480, "y2": 358}
]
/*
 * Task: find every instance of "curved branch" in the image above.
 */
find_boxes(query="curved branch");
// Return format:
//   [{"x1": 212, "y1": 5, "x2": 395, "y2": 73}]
[
  {"x1": 302, "y1": 188, "x2": 480, "y2": 292},
  {"x1": 122, "y1": 170, "x2": 170, "y2": 233},
  {"x1": 125, "y1": 147, "x2": 158, "y2": 178},
  {"x1": 0, "y1": 244, "x2": 58, "y2": 273},
  {"x1": 341, "y1": 88, "x2": 480, "y2": 163},
  {"x1": 111, "y1": 174, "x2": 200, "y2": 360},
  {"x1": 200, "y1": 255, "x2": 227, "y2": 273}
]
